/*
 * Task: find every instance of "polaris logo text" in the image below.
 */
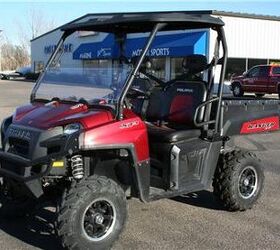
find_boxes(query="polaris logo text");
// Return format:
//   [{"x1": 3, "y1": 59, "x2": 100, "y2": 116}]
[
  {"x1": 9, "y1": 128, "x2": 32, "y2": 141},
  {"x1": 177, "y1": 88, "x2": 193, "y2": 93}
]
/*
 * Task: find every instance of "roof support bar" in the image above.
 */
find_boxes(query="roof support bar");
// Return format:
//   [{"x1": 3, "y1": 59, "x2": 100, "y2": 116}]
[
  {"x1": 215, "y1": 26, "x2": 228, "y2": 134},
  {"x1": 117, "y1": 22, "x2": 166, "y2": 120},
  {"x1": 30, "y1": 34, "x2": 68, "y2": 102}
]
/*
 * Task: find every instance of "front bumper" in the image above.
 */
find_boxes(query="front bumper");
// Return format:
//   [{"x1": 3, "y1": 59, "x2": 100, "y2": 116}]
[{"x1": 0, "y1": 130, "x2": 80, "y2": 198}]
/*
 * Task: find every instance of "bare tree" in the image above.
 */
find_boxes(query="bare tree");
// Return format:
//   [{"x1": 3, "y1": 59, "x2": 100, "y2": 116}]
[
  {"x1": 0, "y1": 41, "x2": 29, "y2": 71},
  {"x1": 0, "y1": 8, "x2": 56, "y2": 71},
  {"x1": 0, "y1": 30, "x2": 3, "y2": 71},
  {"x1": 28, "y1": 8, "x2": 57, "y2": 40},
  {"x1": 16, "y1": 8, "x2": 57, "y2": 53}
]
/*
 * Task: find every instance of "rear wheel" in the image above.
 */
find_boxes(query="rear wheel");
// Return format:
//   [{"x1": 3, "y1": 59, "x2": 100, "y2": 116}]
[
  {"x1": 213, "y1": 150, "x2": 264, "y2": 211},
  {"x1": 232, "y1": 83, "x2": 244, "y2": 97},
  {"x1": 57, "y1": 175, "x2": 127, "y2": 250}
]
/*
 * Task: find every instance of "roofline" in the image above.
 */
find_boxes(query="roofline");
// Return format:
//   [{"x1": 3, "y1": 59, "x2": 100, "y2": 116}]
[
  {"x1": 31, "y1": 10, "x2": 280, "y2": 42},
  {"x1": 213, "y1": 10, "x2": 280, "y2": 22},
  {"x1": 31, "y1": 10, "x2": 214, "y2": 42}
]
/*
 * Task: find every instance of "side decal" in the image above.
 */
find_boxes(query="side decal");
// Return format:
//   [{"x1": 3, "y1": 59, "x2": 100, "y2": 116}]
[{"x1": 240, "y1": 116, "x2": 280, "y2": 134}]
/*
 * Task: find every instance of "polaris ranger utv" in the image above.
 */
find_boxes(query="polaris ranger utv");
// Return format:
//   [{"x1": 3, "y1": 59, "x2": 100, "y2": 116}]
[{"x1": 0, "y1": 11, "x2": 279, "y2": 249}]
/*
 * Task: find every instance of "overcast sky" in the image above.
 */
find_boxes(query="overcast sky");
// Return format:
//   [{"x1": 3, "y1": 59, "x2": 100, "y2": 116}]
[{"x1": 1, "y1": 0, "x2": 280, "y2": 45}]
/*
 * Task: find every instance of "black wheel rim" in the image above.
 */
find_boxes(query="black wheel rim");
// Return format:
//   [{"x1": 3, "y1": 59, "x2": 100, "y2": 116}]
[
  {"x1": 233, "y1": 86, "x2": 240, "y2": 96},
  {"x1": 238, "y1": 166, "x2": 258, "y2": 199},
  {"x1": 82, "y1": 199, "x2": 116, "y2": 241}
]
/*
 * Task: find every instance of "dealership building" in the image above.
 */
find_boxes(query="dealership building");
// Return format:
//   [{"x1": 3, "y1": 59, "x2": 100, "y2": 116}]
[{"x1": 31, "y1": 10, "x2": 280, "y2": 81}]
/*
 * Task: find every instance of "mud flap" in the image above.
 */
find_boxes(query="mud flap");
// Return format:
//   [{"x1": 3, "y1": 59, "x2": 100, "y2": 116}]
[{"x1": 25, "y1": 179, "x2": 44, "y2": 198}]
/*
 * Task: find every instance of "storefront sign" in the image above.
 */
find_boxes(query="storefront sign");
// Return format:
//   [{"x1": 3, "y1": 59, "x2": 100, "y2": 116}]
[
  {"x1": 44, "y1": 43, "x2": 73, "y2": 54},
  {"x1": 80, "y1": 52, "x2": 92, "y2": 59},
  {"x1": 97, "y1": 48, "x2": 112, "y2": 58},
  {"x1": 131, "y1": 48, "x2": 170, "y2": 57},
  {"x1": 73, "y1": 31, "x2": 207, "y2": 60}
]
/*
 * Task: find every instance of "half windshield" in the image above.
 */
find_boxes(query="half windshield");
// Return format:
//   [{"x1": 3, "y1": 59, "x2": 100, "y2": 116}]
[
  {"x1": 35, "y1": 65, "x2": 131, "y2": 106},
  {"x1": 35, "y1": 36, "x2": 132, "y2": 105}
]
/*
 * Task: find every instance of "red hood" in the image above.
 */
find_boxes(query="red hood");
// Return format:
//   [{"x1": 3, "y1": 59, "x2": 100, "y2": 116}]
[{"x1": 13, "y1": 102, "x2": 114, "y2": 130}]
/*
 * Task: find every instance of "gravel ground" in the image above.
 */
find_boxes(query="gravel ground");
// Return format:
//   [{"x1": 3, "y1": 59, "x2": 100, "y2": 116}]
[{"x1": 0, "y1": 80, "x2": 279, "y2": 250}]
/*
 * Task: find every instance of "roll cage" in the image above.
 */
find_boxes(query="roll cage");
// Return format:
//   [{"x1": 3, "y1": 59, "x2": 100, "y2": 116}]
[{"x1": 31, "y1": 11, "x2": 228, "y2": 135}]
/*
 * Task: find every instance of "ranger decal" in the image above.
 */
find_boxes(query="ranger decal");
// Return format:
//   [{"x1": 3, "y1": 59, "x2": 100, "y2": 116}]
[{"x1": 240, "y1": 116, "x2": 280, "y2": 134}]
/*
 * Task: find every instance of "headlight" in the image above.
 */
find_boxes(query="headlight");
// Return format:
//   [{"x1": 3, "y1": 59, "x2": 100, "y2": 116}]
[{"x1": 64, "y1": 123, "x2": 81, "y2": 135}]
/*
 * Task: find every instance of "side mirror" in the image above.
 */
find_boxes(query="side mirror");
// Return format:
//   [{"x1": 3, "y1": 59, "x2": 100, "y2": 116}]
[{"x1": 242, "y1": 71, "x2": 248, "y2": 77}]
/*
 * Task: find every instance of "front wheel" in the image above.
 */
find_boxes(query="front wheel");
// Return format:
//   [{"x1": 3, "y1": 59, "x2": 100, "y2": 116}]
[
  {"x1": 57, "y1": 175, "x2": 127, "y2": 250},
  {"x1": 232, "y1": 83, "x2": 244, "y2": 97},
  {"x1": 213, "y1": 150, "x2": 264, "y2": 211}
]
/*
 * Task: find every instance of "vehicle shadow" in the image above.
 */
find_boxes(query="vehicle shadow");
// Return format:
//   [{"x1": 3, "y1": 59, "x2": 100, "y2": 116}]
[
  {"x1": 0, "y1": 200, "x2": 61, "y2": 250},
  {"x1": 172, "y1": 190, "x2": 226, "y2": 211}
]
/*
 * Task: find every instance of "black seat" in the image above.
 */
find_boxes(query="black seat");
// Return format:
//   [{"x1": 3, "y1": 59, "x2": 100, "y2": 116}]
[
  {"x1": 145, "y1": 55, "x2": 208, "y2": 144},
  {"x1": 147, "y1": 125, "x2": 201, "y2": 143},
  {"x1": 163, "y1": 81, "x2": 207, "y2": 127},
  {"x1": 146, "y1": 81, "x2": 205, "y2": 143}
]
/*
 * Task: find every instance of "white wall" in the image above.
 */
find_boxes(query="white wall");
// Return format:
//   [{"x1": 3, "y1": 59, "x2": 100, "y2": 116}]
[
  {"x1": 210, "y1": 15, "x2": 280, "y2": 59},
  {"x1": 31, "y1": 29, "x2": 61, "y2": 71}
]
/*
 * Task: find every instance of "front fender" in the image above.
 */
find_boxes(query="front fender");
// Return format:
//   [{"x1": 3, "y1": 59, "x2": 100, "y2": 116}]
[{"x1": 79, "y1": 116, "x2": 150, "y2": 163}]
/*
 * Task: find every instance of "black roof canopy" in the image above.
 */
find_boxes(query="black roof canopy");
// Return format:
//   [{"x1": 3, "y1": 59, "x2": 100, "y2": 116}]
[{"x1": 61, "y1": 11, "x2": 224, "y2": 34}]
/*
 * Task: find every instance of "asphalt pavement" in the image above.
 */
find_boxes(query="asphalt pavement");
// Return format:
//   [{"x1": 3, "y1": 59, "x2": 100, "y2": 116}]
[{"x1": 0, "y1": 80, "x2": 279, "y2": 250}]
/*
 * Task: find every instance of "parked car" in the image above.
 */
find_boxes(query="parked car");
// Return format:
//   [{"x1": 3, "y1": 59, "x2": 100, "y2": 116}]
[
  {"x1": 231, "y1": 64, "x2": 280, "y2": 98},
  {"x1": 0, "y1": 66, "x2": 31, "y2": 80}
]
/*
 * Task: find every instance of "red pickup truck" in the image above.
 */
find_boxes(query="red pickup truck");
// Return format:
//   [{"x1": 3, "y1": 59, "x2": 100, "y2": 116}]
[{"x1": 230, "y1": 65, "x2": 280, "y2": 98}]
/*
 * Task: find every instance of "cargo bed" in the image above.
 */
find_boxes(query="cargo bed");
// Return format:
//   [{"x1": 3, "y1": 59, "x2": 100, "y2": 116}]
[{"x1": 221, "y1": 97, "x2": 280, "y2": 136}]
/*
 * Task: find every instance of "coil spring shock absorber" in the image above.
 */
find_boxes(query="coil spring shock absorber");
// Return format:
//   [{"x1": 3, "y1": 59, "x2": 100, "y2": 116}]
[{"x1": 71, "y1": 155, "x2": 84, "y2": 180}]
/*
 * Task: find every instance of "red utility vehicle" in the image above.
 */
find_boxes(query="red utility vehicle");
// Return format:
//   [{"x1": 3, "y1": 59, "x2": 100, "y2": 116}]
[
  {"x1": 0, "y1": 11, "x2": 279, "y2": 250},
  {"x1": 231, "y1": 64, "x2": 280, "y2": 98}
]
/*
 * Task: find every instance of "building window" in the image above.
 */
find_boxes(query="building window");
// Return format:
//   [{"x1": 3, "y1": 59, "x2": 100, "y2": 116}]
[
  {"x1": 147, "y1": 58, "x2": 166, "y2": 81},
  {"x1": 225, "y1": 58, "x2": 246, "y2": 80},
  {"x1": 83, "y1": 60, "x2": 111, "y2": 86},
  {"x1": 248, "y1": 58, "x2": 267, "y2": 69},
  {"x1": 34, "y1": 61, "x2": 44, "y2": 73},
  {"x1": 170, "y1": 57, "x2": 184, "y2": 80},
  {"x1": 83, "y1": 60, "x2": 110, "y2": 69}
]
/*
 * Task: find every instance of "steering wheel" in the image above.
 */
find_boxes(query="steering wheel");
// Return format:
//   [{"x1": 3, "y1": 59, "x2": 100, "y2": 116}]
[
  {"x1": 139, "y1": 70, "x2": 166, "y2": 86},
  {"x1": 127, "y1": 86, "x2": 147, "y2": 98}
]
